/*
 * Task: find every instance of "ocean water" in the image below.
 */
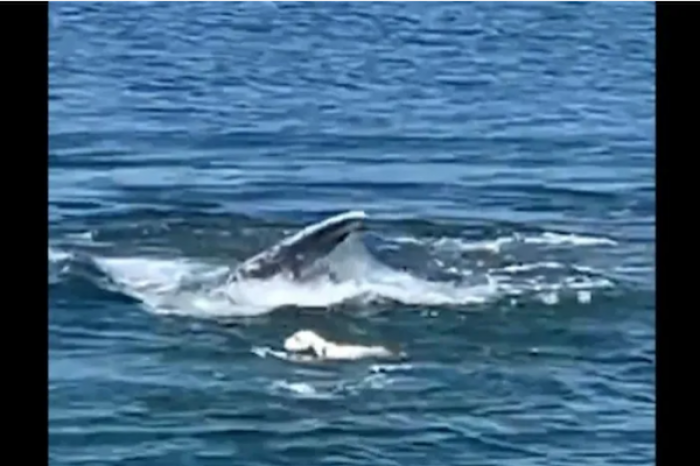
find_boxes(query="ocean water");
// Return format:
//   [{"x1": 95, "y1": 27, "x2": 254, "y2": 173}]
[{"x1": 48, "y1": 2, "x2": 655, "y2": 466}]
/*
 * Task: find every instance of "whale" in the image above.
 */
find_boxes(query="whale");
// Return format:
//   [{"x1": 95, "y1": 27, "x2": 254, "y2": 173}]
[{"x1": 230, "y1": 210, "x2": 367, "y2": 282}]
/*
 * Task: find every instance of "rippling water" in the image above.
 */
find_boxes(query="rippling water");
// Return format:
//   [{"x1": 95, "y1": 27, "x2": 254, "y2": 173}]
[{"x1": 49, "y1": 2, "x2": 655, "y2": 465}]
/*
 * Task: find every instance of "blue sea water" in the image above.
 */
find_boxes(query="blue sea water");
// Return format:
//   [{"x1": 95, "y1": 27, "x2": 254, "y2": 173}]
[{"x1": 48, "y1": 2, "x2": 655, "y2": 465}]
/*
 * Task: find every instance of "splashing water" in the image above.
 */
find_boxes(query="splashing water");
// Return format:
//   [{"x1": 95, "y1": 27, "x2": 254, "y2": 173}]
[{"x1": 49, "y1": 228, "x2": 615, "y2": 319}]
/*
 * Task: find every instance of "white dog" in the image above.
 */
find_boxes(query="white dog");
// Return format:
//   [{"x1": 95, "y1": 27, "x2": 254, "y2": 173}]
[{"x1": 283, "y1": 329, "x2": 395, "y2": 361}]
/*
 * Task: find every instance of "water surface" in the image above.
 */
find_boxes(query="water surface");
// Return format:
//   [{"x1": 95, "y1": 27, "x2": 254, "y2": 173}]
[{"x1": 49, "y1": 2, "x2": 655, "y2": 465}]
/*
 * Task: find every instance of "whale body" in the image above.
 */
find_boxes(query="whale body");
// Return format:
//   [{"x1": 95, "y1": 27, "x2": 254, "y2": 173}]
[{"x1": 231, "y1": 210, "x2": 366, "y2": 281}]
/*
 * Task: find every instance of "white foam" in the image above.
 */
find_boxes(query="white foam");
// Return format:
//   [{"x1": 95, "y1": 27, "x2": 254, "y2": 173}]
[
  {"x1": 90, "y1": 254, "x2": 496, "y2": 317},
  {"x1": 270, "y1": 381, "x2": 323, "y2": 398},
  {"x1": 66, "y1": 230, "x2": 95, "y2": 242},
  {"x1": 48, "y1": 247, "x2": 73, "y2": 284},
  {"x1": 265, "y1": 363, "x2": 413, "y2": 399},
  {"x1": 389, "y1": 230, "x2": 617, "y2": 254},
  {"x1": 79, "y1": 234, "x2": 497, "y2": 317},
  {"x1": 499, "y1": 261, "x2": 565, "y2": 273},
  {"x1": 538, "y1": 291, "x2": 560, "y2": 305},
  {"x1": 522, "y1": 232, "x2": 617, "y2": 247},
  {"x1": 49, "y1": 246, "x2": 72, "y2": 263},
  {"x1": 577, "y1": 290, "x2": 593, "y2": 304},
  {"x1": 53, "y1": 227, "x2": 615, "y2": 317}
]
